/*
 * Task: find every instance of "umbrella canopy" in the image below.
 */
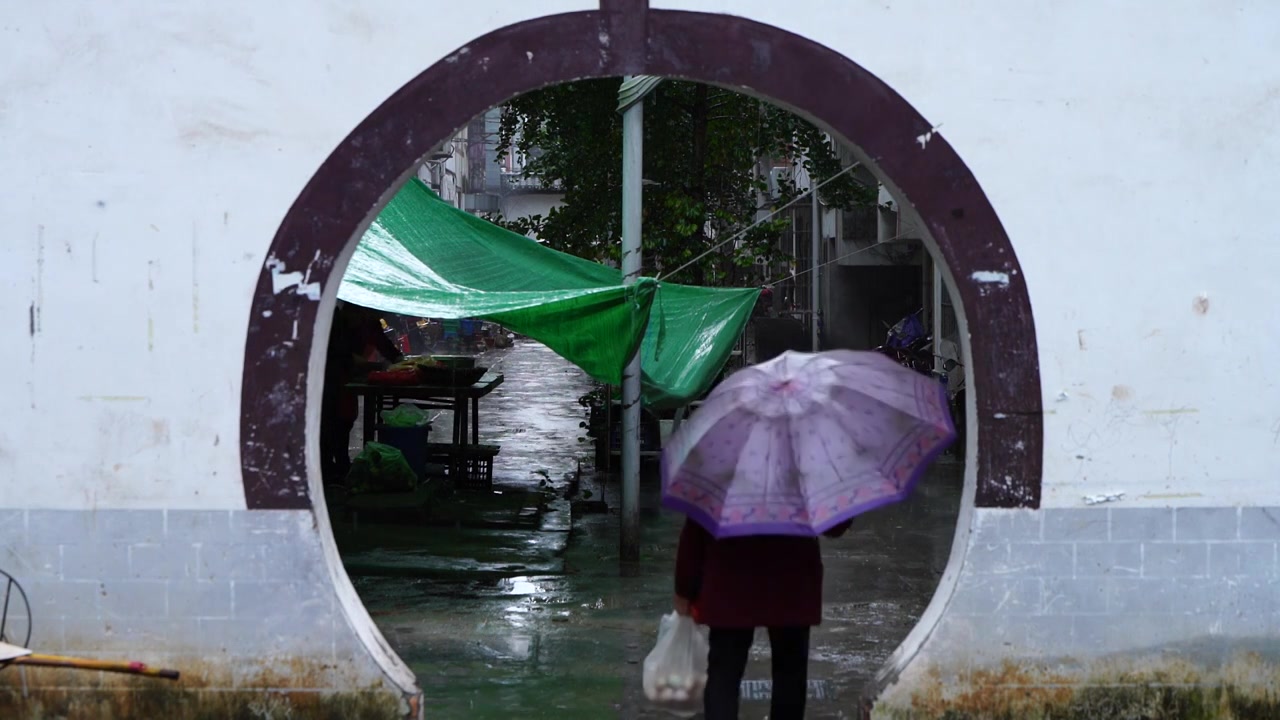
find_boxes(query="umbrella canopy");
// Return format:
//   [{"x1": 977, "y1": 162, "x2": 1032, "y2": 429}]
[{"x1": 661, "y1": 350, "x2": 956, "y2": 538}]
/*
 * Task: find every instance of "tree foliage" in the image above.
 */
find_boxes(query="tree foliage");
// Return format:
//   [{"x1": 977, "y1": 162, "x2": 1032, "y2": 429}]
[{"x1": 488, "y1": 79, "x2": 876, "y2": 286}]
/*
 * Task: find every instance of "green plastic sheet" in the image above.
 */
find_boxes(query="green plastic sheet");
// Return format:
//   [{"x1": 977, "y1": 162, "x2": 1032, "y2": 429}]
[{"x1": 338, "y1": 179, "x2": 758, "y2": 407}]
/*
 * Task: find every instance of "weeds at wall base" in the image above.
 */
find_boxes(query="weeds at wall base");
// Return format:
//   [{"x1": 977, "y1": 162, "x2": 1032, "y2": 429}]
[
  {"x1": 0, "y1": 658, "x2": 412, "y2": 720},
  {"x1": 0, "y1": 687, "x2": 407, "y2": 720},
  {"x1": 876, "y1": 653, "x2": 1280, "y2": 720}
]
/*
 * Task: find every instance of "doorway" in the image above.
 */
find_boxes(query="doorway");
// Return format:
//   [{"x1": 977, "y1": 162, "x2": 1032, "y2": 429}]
[{"x1": 239, "y1": 3, "x2": 1043, "y2": 712}]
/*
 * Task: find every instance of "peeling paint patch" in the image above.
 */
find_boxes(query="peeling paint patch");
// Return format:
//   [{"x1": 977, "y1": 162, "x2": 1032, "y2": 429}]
[
  {"x1": 915, "y1": 124, "x2": 942, "y2": 149},
  {"x1": 970, "y1": 270, "x2": 1010, "y2": 286},
  {"x1": 265, "y1": 253, "x2": 322, "y2": 301},
  {"x1": 1083, "y1": 491, "x2": 1125, "y2": 505},
  {"x1": 443, "y1": 46, "x2": 471, "y2": 63}
]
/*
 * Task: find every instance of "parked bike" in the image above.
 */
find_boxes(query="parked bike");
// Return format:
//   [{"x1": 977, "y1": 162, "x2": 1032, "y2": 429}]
[
  {"x1": 932, "y1": 356, "x2": 966, "y2": 456},
  {"x1": 874, "y1": 310, "x2": 934, "y2": 375},
  {"x1": 876, "y1": 310, "x2": 966, "y2": 454}
]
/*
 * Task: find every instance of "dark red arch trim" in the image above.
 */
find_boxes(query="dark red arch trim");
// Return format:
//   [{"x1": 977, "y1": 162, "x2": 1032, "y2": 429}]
[{"x1": 240, "y1": 6, "x2": 1043, "y2": 510}]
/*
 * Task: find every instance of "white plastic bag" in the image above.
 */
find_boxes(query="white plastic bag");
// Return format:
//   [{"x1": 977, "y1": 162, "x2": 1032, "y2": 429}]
[{"x1": 642, "y1": 612, "x2": 710, "y2": 716}]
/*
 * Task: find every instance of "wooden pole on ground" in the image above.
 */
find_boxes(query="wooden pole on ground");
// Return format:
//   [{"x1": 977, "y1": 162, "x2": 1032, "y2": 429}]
[{"x1": 11, "y1": 653, "x2": 180, "y2": 681}]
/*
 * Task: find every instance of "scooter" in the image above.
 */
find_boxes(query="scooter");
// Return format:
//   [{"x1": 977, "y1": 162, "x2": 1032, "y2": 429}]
[
  {"x1": 932, "y1": 356, "x2": 966, "y2": 455},
  {"x1": 874, "y1": 310, "x2": 934, "y2": 375}
]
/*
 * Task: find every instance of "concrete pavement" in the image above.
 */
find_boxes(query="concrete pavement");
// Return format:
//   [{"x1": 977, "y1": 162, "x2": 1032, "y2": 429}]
[{"x1": 336, "y1": 341, "x2": 963, "y2": 718}]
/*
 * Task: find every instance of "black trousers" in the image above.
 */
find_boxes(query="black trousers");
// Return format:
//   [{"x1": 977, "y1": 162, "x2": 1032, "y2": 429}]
[
  {"x1": 319, "y1": 388, "x2": 357, "y2": 485},
  {"x1": 704, "y1": 626, "x2": 810, "y2": 720}
]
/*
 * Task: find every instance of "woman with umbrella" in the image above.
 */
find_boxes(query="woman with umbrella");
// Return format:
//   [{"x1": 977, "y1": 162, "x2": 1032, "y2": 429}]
[{"x1": 663, "y1": 350, "x2": 956, "y2": 719}]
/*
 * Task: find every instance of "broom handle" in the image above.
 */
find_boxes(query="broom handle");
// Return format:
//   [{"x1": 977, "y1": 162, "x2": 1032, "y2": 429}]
[{"x1": 12, "y1": 653, "x2": 180, "y2": 681}]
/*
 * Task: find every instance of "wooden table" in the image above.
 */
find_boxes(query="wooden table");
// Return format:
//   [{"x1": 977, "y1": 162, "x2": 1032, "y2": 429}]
[{"x1": 346, "y1": 373, "x2": 505, "y2": 453}]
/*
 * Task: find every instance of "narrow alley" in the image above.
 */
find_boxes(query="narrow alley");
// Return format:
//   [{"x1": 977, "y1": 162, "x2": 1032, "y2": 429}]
[{"x1": 336, "y1": 341, "x2": 962, "y2": 718}]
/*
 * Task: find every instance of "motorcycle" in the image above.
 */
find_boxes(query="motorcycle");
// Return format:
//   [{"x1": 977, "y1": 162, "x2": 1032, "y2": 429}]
[
  {"x1": 932, "y1": 356, "x2": 966, "y2": 456},
  {"x1": 876, "y1": 310, "x2": 967, "y2": 454},
  {"x1": 874, "y1": 310, "x2": 934, "y2": 375}
]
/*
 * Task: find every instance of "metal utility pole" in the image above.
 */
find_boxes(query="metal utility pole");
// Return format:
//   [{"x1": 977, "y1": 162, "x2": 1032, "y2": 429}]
[
  {"x1": 932, "y1": 258, "x2": 944, "y2": 373},
  {"x1": 617, "y1": 76, "x2": 661, "y2": 564},
  {"x1": 811, "y1": 184, "x2": 821, "y2": 352}
]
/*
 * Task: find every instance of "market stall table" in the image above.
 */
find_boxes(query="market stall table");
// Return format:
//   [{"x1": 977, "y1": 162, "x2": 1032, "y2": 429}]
[{"x1": 346, "y1": 372, "x2": 505, "y2": 454}]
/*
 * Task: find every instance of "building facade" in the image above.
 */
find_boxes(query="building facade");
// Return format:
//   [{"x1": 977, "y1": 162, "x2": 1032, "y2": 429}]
[
  {"x1": 461, "y1": 107, "x2": 565, "y2": 234},
  {"x1": 3, "y1": 2, "x2": 1279, "y2": 718}
]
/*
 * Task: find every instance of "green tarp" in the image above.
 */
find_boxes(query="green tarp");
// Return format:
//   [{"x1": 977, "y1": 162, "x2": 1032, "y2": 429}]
[{"x1": 338, "y1": 179, "x2": 759, "y2": 408}]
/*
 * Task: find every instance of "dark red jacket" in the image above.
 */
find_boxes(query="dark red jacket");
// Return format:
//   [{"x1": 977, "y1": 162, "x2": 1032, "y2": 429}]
[
  {"x1": 324, "y1": 307, "x2": 404, "y2": 421},
  {"x1": 674, "y1": 517, "x2": 848, "y2": 629}
]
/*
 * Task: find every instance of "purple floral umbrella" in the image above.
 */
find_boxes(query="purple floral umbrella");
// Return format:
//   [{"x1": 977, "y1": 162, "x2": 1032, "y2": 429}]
[{"x1": 661, "y1": 349, "x2": 956, "y2": 538}]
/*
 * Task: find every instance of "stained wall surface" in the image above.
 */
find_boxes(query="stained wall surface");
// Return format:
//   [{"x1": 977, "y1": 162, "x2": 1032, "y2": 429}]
[
  {"x1": 656, "y1": 0, "x2": 1280, "y2": 508},
  {"x1": 4, "y1": 1, "x2": 1280, "y2": 718},
  {"x1": 654, "y1": 1, "x2": 1280, "y2": 715},
  {"x1": 0, "y1": 3, "x2": 594, "y2": 716}
]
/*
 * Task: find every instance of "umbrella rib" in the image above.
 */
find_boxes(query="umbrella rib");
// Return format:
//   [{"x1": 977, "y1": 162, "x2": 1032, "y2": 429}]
[
  {"x1": 759, "y1": 419, "x2": 781, "y2": 522},
  {"x1": 811, "y1": 404, "x2": 845, "y2": 514},
  {"x1": 832, "y1": 383, "x2": 941, "y2": 430},
  {"x1": 800, "y1": 402, "x2": 870, "y2": 516}
]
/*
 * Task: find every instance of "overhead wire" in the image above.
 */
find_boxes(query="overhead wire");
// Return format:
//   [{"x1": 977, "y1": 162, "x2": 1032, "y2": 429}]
[
  {"x1": 779, "y1": 225, "x2": 926, "y2": 286},
  {"x1": 658, "y1": 162, "x2": 863, "y2": 282}
]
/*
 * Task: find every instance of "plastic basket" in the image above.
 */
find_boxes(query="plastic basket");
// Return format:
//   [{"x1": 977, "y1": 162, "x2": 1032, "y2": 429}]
[
  {"x1": 457, "y1": 444, "x2": 500, "y2": 491},
  {"x1": 424, "y1": 443, "x2": 501, "y2": 490}
]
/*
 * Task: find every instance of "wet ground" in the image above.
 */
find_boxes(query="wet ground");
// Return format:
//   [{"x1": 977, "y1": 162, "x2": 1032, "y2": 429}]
[{"x1": 334, "y1": 340, "x2": 963, "y2": 718}]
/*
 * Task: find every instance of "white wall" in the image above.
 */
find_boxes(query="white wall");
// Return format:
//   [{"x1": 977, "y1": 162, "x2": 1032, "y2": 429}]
[
  {"x1": 656, "y1": 0, "x2": 1280, "y2": 507},
  {"x1": 0, "y1": 1, "x2": 595, "y2": 511},
  {"x1": 501, "y1": 193, "x2": 565, "y2": 231},
  {"x1": 6, "y1": 1, "x2": 1280, "y2": 512}
]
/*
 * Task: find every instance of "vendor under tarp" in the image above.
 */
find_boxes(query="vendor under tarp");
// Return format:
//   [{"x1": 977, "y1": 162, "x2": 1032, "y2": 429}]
[{"x1": 338, "y1": 179, "x2": 759, "y2": 408}]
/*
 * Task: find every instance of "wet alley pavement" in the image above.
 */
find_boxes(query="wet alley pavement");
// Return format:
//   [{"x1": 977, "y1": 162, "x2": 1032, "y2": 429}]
[
  {"x1": 335, "y1": 341, "x2": 964, "y2": 718},
  {"x1": 348, "y1": 340, "x2": 593, "y2": 494}
]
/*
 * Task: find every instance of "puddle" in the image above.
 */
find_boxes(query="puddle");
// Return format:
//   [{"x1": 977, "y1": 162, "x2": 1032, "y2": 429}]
[{"x1": 336, "y1": 340, "x2": 964, "y2": 717}]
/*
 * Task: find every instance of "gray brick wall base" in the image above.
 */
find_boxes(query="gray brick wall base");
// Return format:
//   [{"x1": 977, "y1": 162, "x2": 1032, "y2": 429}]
[
  {"x1": 0, "y1": 509, "x2": 413, "y2": 718},
  {"x1": 873, "y1": 507, "x2": 1280, "y2": 719}
]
